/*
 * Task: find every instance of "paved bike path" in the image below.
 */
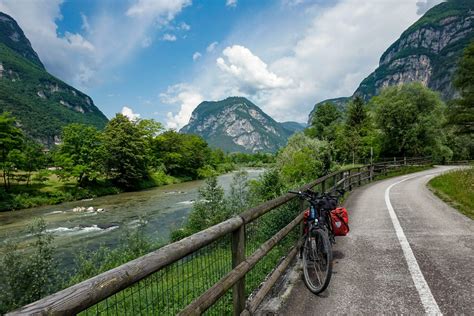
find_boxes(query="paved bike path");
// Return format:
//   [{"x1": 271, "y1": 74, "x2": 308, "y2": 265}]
[{"x1": 278, "y1": 166, "x2": 473, "y2": 315}]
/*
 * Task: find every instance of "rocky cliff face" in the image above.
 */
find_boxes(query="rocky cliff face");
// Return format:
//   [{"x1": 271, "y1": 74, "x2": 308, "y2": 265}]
[
  {"x1": 0, "y1": 12, "x2": 108, "y2": 146},
  {"x1": 309, "y1": 0, "x2": 474, "y2": 123},
  {"x1": 181, "y1": 97, "x2": 294, "y2": 153},
  {"x1": 0, "y1": 12, "x2": 44, "y2": 68},
  {"x1": 356, "y1": 0, "x2": 474, "y2": 100}
]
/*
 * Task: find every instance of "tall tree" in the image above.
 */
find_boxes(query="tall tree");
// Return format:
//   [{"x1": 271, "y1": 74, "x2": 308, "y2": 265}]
[
  {"x1": 55, "y1": 123, "x2": 103, "y2": 186},
  {"x1": 0, "y1": 112, "x2": 24, "y2": 190},
  {"x1": 372, "y1": 83, "x2": 447, "y2": 157},
  {"x1": 154, "y1": 131, "x2": 211, "y2": 179},
  {"x1": 336, "y1": 97, "x2": 378, "y2": 164},
  {"x1": 346, "y1": 96, "x2": 367, "y2": 127},
  {"x1": 20, "y1": 139, "x2": 45, "y2": 185},
  {"x1": 307, "y1": 102, "x2": 342, "y2": 141},
  {"x1": 447, "y1": 41, "x2": 474, "y2": 135},
  {"x1": 102, "y1": 114, "x2": 149, "y2": 188}
]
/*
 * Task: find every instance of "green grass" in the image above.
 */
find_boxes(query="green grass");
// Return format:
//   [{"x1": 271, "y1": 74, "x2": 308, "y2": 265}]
[{"x1": 428, "y1": 167, "x2": 474, "y2": 219}]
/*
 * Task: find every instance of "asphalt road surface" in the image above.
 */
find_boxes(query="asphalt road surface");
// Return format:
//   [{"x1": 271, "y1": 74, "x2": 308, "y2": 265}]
[{"x1": 278, "y1": 166, "x2": 473, "y2": 315}]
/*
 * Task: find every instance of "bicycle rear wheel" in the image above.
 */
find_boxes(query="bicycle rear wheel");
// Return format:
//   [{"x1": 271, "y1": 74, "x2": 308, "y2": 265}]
[{"x1": 302, "y1": 228, "x2": 333, "y2": 294}]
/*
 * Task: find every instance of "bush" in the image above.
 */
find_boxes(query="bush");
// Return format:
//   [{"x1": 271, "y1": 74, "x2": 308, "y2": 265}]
[
  {"x1": 0, "y1": 218, "x2": 60, "y2": 314},
  {"x1": 169, "y1": 228, "x2": 193, "y2": 242},
  {"x1": 197, "y1": 165, "x2": 218, "y2": 178},
  {"x1": 276, "y1": 133, "x2": 333, "y2": 186}
]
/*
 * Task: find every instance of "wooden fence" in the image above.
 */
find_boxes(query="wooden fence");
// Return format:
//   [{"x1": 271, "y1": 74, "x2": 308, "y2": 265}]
[{"x1": 8, "y1": 157, "x2": 432, "y2": 316}]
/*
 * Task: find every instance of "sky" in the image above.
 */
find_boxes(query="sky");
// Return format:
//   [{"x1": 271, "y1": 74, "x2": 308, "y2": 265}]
[{"x1": 0, "y1": 0, "x2": 444, "y2": 128}]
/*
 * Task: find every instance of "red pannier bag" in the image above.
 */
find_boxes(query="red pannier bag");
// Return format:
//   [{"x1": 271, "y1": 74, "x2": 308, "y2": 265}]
[{"x1": 330, "y1": 207, "x2": 349, "y2": 236}]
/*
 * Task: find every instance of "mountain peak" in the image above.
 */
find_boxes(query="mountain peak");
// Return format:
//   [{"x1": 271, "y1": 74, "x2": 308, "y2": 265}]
[
  {"x1": 0, "y1": 12, "x2": 44, "y2": 69},
  {"x1": 181, "y1": 97, "x2": 293, "y2": 153}
]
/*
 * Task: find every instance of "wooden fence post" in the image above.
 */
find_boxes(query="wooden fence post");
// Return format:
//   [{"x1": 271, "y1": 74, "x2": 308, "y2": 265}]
[
  {"x1": 348, "y1": 170, "x2": 352, "y2": 191},
  {"x1": 358, "y1": 167, "x2": 362, "y2": 186},
  {"x1": 232, "y1": 225, "x2": 246, "y2": 315}
]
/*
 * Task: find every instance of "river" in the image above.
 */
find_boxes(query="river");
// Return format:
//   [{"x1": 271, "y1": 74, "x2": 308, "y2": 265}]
[{"x1": 0, "y1": 168, "x2": 264, "y2": 265}]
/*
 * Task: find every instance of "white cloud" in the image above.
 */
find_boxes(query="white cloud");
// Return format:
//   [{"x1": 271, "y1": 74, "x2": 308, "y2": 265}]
[
  {"x1": 206, "y1": 41, "x2": 218, "y2": 53},
  {"x1": 64, "y1": 32, "x2": 95, "y2": 51},
  {"x1": 142, "y1": 36, "x2": 152, "y2": 47},
  {"x1": 416, "y1": 0, "x2": 444, "y2": 15},
  {"x1": 126, "y1": 0, "x2": 191, "y2": 18},
  {"x1": 216, "y1": 45, "x2": 293, "y2": 92},
  {"x1": 192, "y1": 52, "x2": 202, "y2": 61},
  {"x1": 162, "y1": 33, "x2": 177, "y2": 41},
  {"x1": 226, "y1": 0, "x2": 237, "y2": 8},
  {"x1": 160, "y1": 84, "x2": 203, "y2": 129},
  {"x1": 0, "y1": 0, "x2": 190, "y2": 88},
  {"x1": 162, "y1": 33, "x2": 176, "y2": 42},
  {"x1": 164, "y1": 0, "x2": 444, "y2": 125},
  {"x1": 121, "y1": 106, "x2": 141, "y2": 121},
  {"x1": 80, "y1": 12, "x2": 90, "y2": 32},
  {"x1": 179, "y1": 22, "x2": 191, "y2": 31}
]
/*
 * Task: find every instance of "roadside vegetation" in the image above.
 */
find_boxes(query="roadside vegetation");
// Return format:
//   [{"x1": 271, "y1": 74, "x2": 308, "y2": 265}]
[{"x1": 428, "y1": 167, "x2": 474, "y2": 219}]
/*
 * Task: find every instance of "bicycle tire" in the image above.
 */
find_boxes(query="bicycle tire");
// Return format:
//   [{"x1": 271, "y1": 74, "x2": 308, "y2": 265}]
[{"x1": 302, "y1": 228, "x2": 333, "y2": 294}]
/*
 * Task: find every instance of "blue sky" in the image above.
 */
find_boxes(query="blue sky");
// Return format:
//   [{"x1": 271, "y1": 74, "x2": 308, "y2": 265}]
[{"x1": 0, "y1": 0, "x2": 442, "y2": 127}]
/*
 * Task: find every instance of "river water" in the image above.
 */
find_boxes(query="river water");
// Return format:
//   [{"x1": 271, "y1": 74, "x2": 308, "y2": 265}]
[{"x1": 0, "y1": 169, "x2": 264, "y2": 264}]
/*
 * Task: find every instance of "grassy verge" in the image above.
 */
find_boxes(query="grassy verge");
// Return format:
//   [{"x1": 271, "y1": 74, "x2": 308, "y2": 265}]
[{"x1": 428, "y1": 167, "x2": 474, "y2": 219}]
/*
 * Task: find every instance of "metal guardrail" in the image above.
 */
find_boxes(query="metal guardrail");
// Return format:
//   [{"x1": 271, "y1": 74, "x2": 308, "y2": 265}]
[{"x1": 9, "y1": 157, "x2": 432, "y2": 315}]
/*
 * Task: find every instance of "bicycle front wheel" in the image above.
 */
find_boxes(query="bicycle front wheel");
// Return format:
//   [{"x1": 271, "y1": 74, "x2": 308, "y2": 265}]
[{"x1": 302, "y1": 228, "x2": 333, "y2": 294}]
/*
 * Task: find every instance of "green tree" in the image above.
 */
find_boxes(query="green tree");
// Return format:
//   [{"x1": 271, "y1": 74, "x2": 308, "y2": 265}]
[
  {"x1": 276, "y1": 133, "x2": 332, "y2": 185},
  {"x1": 249, "y1": 168, "x2": 285, "y2": 202},
  {"x1": 187, "y1": 176, "x2": 227, "y2": 232},
  {"x1": 0, "y1": 112, "x2": 24, "y2": 190},
  {"x1": 447, "y1": 41, "x2": 474, "y2": 135},
  {"x1": 335, "y1": 97, "x2": 380, "y2": 164},
  {"x1": 55, "y1": 123, "x2": 103, "y2": 186},
  {"x1": 102, "y1": 114, "x2": 149, "y2": 188},
  {"x1": 154, "y1": 131, "x2": 211, "y2": 179},
  {"x1": 306, "y1": 102, "x2": 342, "y2": 141},
  {"x1": 227, "y1": 169, "x2": 250, "y2": 215},
  {"x1": 136, "y1": 119, "x2": 164, "y2": 169},
  {"x1": 372, "y1": 83, "x2": 448, "y2": 158},
  {"x1": 20, "y1": 139, "x2": 45, "y2": 185},
  {"x1": 346, "y1": 96, "x2": 367, "y2": 127}
]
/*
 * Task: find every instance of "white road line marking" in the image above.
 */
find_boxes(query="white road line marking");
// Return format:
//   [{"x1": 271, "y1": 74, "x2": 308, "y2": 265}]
[{"x1": 385, "y1": 176, "x2": 442, "y2": 315}]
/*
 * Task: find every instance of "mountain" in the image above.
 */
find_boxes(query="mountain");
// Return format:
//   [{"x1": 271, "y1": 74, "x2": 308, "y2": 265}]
[
  {"x1": 0, "y1": 12, "x2": 108, "y2": 147},
  {"x1": 308, "y1": 97, "x2": 349, "y2": 124},
  {"x1": 308, "y1": 0, "x2": 474, "y2": 123},
  {"x1": 280, "y1": 121, "x2": 306, "y2": 134},
  {"x1": 180, "y1": 97, "x2": 293, "y2": 153},
  {"x1": 0, "y1": 13, "x2": 43, "y2": 69}
]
